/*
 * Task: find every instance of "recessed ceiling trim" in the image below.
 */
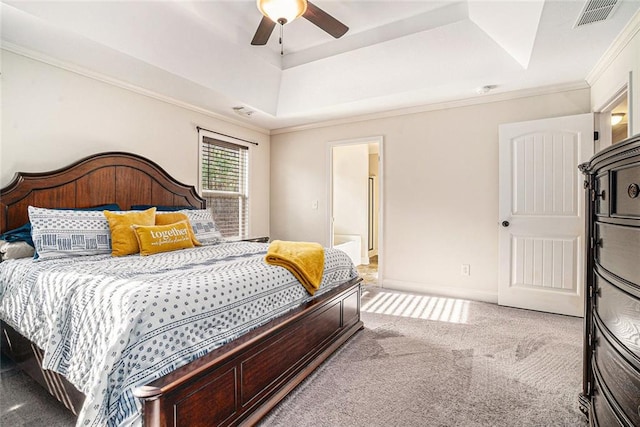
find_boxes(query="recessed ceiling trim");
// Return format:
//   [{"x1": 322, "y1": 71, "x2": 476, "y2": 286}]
[
  {"x1": 468, "y1": 0, "x2": 544, "y2": 69},
  {"x1": 4, "y1": 1, "x2": 638, "y2": 131},
  {"x1": 271, "y1": 81, "x2": 590, "y2": 135},
  {"x1": 282, "y1": 2, "x2": 468, "y2": 69}
]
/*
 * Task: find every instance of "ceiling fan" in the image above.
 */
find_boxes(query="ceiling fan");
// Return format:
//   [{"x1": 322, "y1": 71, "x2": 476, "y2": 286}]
[{"x1": 251, "y1": 0, "x2": 349, "y2": 47}]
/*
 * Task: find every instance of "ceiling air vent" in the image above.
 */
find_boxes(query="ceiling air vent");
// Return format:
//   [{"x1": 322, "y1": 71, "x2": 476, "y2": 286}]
[{"x1": 574, "y1": 0, "x2": 620, "y2": 28}]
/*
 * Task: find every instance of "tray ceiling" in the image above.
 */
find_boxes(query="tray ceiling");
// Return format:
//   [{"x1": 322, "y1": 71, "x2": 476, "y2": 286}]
[{"x1": 2, "y1": 1, "x2": 639, "y2": 130}]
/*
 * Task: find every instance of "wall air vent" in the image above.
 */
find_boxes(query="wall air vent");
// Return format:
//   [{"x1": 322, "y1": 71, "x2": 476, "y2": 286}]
[{"x1": 574, "y1": 0, "x2": 620, "y2": 28}]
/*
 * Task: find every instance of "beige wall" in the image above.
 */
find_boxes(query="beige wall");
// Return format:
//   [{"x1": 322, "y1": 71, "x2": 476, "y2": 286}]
[
  {"x1": 1, "y1": 48, "x2": 595, "y2": 303},
  {"x1": 1, "y1": 50, "x2": 270, "y2": 237},
  {"x1": 271, "y1": 89, "x2": 591, "y2": 302},
  {"x1": 333, "y1": 144, "x2": 369, "y2": 263}
]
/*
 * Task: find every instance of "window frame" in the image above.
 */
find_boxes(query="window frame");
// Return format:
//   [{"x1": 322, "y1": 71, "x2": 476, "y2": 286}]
[{"x1": 198, "y1": 130, "x2": 251, "y2": 240}]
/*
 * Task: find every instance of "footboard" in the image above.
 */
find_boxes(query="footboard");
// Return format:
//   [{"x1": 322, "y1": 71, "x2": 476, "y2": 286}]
[{"x1": 134, "y1": 278, "x2": 363, "y2": 426}]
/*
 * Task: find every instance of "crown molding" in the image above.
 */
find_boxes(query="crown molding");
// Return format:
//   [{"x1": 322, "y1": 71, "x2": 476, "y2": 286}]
[
  {"x1": 0, "y1": 39, "x2": 598, "y2": 138},
  {"x1": 1, "y1": 42, "x2": 271, "y2": 136},
  {"x1": 271, "y1": 81, "x2": 590, "y2": 135},
  {"x1": 586, "y1": 9, "x2": 640, "y2": 85}
]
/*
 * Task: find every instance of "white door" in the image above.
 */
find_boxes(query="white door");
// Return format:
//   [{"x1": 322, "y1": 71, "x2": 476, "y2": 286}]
[{"x1": 498, "y1": 114, "x2": 593, "y2": 316}]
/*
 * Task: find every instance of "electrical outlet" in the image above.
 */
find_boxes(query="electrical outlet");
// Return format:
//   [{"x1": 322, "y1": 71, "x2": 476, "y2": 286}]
[{"x1": 461, "y1": 264, "x2": 470, "y2": 276}]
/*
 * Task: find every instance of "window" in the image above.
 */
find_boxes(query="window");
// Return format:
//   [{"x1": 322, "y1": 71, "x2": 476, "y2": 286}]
[{"x1": 199, "y1": 135, "x2": 249, "y2": 239}]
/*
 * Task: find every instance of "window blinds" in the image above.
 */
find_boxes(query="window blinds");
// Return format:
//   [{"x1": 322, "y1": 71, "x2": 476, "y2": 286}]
[{"x1": 201, "y1": 136, "x2": 249, "y2": 239}]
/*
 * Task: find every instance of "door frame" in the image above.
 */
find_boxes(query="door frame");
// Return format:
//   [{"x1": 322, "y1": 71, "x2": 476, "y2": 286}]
[{"x1": 328, "y1": 136, "x2": 384, "y2": 286}]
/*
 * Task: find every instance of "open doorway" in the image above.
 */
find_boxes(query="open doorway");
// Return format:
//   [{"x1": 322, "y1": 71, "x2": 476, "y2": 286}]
[
  {"x1": 596, "y1": 84, "x2": 630, "y2": 150},
  {"x1": 611, "y1": 95, "x2": 629, "y2": 144},
  {"x1": 329, "y1": 137, "x2": 383, "y2": 287}
]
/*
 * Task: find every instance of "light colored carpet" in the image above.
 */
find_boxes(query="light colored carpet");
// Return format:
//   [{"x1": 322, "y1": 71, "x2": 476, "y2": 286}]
[
  {"x1": 0, "y1": 354, "x2": 76, "y2": 426},
  {"x1": 1, "y1": 288, "x2": 588, "y2": 426},
  {"x1": 259, "y1": 288, "x2": 587, "y2": 427}
]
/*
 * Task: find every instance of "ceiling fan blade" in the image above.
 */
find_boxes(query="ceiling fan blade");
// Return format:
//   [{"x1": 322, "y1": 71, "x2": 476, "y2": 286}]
[
  {"x1": 251, "y1": 16, "x2": 276, "y2": 45},
  {"x1": 303, "y1": 1, "x2": 348, "y2": 39}
]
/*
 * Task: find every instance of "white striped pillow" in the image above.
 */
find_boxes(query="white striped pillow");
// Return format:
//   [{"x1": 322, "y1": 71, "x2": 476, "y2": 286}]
[
  {"x1": 28, "y1": 206, "x2": 112, "y2": 260},
  {"x1": 179, "y1": 209, "x2": 223, "y2": 245}
]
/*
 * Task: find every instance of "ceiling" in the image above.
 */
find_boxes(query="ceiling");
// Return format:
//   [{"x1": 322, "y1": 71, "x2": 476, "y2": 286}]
[{"x1": 2, "y1": 1, "x2": 639, "y2": 131}]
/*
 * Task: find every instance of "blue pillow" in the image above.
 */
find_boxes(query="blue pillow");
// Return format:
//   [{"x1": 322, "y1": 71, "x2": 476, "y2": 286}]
[
  {"x1": 131, "y1": 205, "x2": 196, "y2": 211},
  {"x1": 1, "y1": 204, "x2": 121, "y2": 249},
  {"x1": 61, "y1": 204, "x2": 121, "y2": 212},
  {"x1": 1, "y1": 223, "x2": 34, "y2": 247}
]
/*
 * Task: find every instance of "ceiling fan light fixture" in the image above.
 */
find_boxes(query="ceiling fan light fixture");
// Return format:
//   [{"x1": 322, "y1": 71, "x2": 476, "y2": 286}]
[{"x1": 257, "y1": 0, "x2": 307, "y2": 25}]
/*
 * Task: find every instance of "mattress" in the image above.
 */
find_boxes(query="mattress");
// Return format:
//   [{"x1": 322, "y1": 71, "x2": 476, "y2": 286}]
[{"x1": 0, "y1": 241, "x2": 358, "y2": 426}]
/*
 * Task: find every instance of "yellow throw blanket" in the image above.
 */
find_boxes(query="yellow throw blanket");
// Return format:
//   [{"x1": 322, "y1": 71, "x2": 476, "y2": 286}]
[{"x1": 265, "y1": 240, "x2": 325, "y2": 295}]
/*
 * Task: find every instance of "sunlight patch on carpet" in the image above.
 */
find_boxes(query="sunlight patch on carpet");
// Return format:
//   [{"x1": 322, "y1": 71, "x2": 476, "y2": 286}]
[
  {"x1": 7, "y1": 403, "x2": 24, "y2": 412},
  {"x1": 362, "y1": 291, "x2": 469, "y2": 323}
]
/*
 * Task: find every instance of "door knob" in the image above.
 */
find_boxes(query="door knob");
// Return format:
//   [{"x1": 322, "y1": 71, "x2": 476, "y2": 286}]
[{"x1": 501, "y1": 221, "x2": 510, "y2": 227}]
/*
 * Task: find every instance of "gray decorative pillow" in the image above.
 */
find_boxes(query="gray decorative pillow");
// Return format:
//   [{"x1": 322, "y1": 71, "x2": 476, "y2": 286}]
[
  {"x1": 28, "y1": 206, "x2": 112, "y2": 260},
  {"x1": 0, "y1": 240, "x2": 35, "y2": 260},
  {"x1": 180, "y1": 209, "x2": 223, "y2": 245}
]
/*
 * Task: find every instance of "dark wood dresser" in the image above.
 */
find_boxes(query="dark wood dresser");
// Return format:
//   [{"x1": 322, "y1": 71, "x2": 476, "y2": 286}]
[{"x1": 579, "y1": 133, "x2": 640, "y2": 426}]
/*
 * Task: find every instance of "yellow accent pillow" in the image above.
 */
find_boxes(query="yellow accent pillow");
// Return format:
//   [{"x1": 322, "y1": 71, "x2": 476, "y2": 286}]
[
  {"x1": 132, "y1": 220, "x2": 194, "y2": 256},
  {"x1": 155, "y1": 212, "x2": 201, "y2": 246},
  {"x1": 104, "y1": 208, "x2": 157, "y2": 256}
]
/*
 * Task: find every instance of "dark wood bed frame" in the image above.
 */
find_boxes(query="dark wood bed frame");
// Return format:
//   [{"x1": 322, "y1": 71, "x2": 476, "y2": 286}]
[{"x1": 0, "y1": 151, "x2": 363, "y2": 426}]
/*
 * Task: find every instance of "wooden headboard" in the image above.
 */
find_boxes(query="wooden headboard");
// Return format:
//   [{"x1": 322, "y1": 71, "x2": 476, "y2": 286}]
[{"x1": 0, "y1": 152, "x2": 206, "y2": 233}]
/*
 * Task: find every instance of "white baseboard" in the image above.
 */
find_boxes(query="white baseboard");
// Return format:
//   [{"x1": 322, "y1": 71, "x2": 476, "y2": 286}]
[{"x1": 381, "y1": 279, "x2": 498, "y2": 304}]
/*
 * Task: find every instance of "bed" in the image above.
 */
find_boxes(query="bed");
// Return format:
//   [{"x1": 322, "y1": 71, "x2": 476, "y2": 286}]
[{"x1": 0, "y1": 151, "x2": 363, "y2": 426}]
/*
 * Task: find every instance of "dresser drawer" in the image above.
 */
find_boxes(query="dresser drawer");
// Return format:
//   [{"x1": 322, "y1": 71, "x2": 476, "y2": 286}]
[
  {"x1": 591, "y1": 374, "x2": 624, "y2": 427},
  {"x1": 595, "y1": 274, "x2": 640, "y2": 357},
  {"x1": 594, "y1": 325, "x2": 640, "y2": 426},
  {"x1": 596, "y1": 223, "x2": 640, "y2": 285},
  {"x1": 611, "y1": 163, "x2": 640, "y2": 218}
]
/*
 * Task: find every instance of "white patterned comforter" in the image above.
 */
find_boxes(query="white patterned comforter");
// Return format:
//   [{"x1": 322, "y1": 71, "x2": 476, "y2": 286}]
[{"x1": 0, "y1": 242, "x2": 358, "y2": 427}]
